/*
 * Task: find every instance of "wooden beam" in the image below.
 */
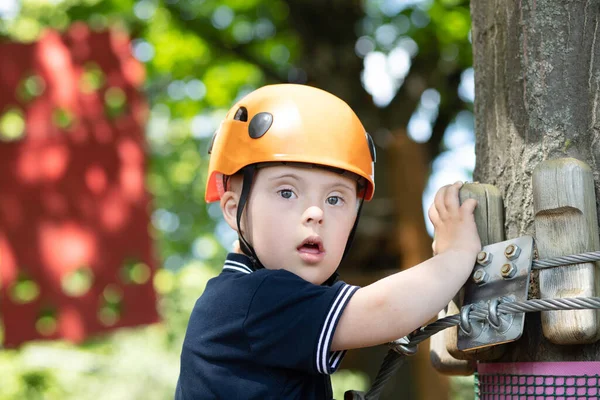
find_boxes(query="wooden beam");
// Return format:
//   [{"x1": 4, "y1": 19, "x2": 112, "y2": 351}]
[
  {"x1": 430, "y1": 183, "x2": 506, "y2": 375},
  {"x1": 533, "y1": 158, "x2": 600, "y2": 344}
]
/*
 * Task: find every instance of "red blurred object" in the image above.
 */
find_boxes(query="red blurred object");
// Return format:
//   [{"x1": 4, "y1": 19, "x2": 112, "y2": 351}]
[{"x1": 0, "y1": 24, "x2": 159, "y2": 347}]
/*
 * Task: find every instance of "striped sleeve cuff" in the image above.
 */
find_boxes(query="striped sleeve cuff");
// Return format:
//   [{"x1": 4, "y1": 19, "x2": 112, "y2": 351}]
[{"x1": 315, "y1": 284, "x2": 359, "y2": 374}]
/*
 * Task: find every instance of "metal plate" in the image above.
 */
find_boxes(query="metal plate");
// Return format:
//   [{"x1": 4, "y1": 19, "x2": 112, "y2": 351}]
[{"x1": 457, "y1": 236, "x2": 534, "y2": 351}]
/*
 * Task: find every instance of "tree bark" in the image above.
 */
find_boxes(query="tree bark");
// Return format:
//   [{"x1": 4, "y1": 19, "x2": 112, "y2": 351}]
[{"x1": 471, "y1": 0, "x2": 600, "y2": 361}]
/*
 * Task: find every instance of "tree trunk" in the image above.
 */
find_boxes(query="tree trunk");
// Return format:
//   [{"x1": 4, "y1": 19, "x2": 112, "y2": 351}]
[{"x1": 471, "y1": 0, "x2": 600, "y2": 361}]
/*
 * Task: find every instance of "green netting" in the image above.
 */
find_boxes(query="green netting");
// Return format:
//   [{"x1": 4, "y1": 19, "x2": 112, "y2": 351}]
[{"x1": 475, "y1": 372, "x2": 600, "y2": 399}]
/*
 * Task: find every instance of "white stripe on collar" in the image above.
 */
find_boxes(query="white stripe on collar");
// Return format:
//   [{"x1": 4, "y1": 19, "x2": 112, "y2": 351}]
[
  {"x1": 223, "y1": 265, "x2": 252, "y2": 274},
  {"x1": 223, "y1": 263, "x2": 252, "y2": 275},
  {"x1": 224, "y1": 260, "x2": 253, "y2": 273}
]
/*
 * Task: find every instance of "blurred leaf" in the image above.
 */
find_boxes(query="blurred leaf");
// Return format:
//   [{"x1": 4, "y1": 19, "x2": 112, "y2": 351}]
[
  {"x1": 52, "y1": 107, "x2": 75, "y2": 130},
  {"x1": 0, "y1": 107, "x2": 26, "y2": 141},
  {"x1": 17, "y1": 74, "x2": 46, "y2": 102},
  {"x1": 203, "y1": 61, "x2": 262, "y2": 106}
]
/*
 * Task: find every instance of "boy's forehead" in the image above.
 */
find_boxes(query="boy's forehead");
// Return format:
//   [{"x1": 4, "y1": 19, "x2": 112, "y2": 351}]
[{"x1": 257, "y1": 164, "x2": 358, "y2": 188}]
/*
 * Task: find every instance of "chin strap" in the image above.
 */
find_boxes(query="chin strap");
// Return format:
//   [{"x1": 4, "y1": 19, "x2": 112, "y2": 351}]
[
  {"x1": 342, "y1": 191, "x2": 366, "y2": 261},
  {"x1": 322, "y1": 190, "x2": 366, "y2": 286},
  {"x1": 236, "y1": 166, "x2": 264, "y2": 270}
]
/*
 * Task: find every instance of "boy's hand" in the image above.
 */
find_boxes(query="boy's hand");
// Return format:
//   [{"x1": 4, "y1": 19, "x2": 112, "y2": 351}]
[{"x1": 428, "y1": 181, "x2": 481, "y2": 256}]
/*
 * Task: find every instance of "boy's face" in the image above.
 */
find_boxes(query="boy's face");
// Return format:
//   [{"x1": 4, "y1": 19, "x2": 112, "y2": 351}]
[{"x1": 222, "y1": 165, "x2": 359, "y2": 285}]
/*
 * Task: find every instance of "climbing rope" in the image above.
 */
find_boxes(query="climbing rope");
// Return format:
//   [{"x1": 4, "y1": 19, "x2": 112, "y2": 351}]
[{"x1": 345, "y1": 250, "x2": 600, "y2": 400}]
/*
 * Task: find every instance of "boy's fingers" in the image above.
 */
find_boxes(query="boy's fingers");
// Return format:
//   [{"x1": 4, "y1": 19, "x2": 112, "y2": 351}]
[
  {"x1": 444, "y1": 181, "x2": 462, "y2": 211},
  {"x1": 460, "y1": 198, "x2": 478, "y2": 215},
  {"x1": 434, "y1": 184, "x2": 450, "y2": 217},
  {"x1": 428, "y1": 203, "x2": 440, "y2": 225}
]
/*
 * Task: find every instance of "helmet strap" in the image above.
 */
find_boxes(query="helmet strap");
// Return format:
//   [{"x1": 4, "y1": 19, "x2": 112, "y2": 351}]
[
  {"x1": 236, "y1": 166, "x2": 264, "y2": 270},
  {"x1": 342, "y1": 191, "x2": 366, "y2": 260},
  {"x1": 323, "y1": 191, "x2": 366, "y2": 286}
]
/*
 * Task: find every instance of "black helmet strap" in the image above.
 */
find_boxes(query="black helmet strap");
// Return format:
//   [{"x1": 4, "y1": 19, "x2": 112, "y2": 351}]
[
  {"x1": 342, "y1": 191, "x2": 365, "y2": 261},
  {"x1": 236, "y1": 166, "x2": 264, "y2": 270},
  {"x1": 321, "y1": 191, "x2": 365, "y2": 286}
]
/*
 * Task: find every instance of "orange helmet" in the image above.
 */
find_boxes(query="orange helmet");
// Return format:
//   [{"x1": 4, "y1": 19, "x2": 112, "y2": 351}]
[{"x1": 205, "y1": 84, "x2": 376, "y2": 203}]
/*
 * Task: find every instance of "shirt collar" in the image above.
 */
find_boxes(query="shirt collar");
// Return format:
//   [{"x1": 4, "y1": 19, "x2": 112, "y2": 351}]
[
  {"x1": 222, "y1": 253, "x2": 340, "y2": 286},
  {"x1": 222, "y1": 253, "x2": 255, "y2": 274}
]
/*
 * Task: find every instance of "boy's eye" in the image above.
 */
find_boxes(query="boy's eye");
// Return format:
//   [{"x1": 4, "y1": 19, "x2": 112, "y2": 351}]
[
  {"x1": 327, "y1": 196, "x2": 343, "y2": 206},
  {"x1": 278, "y1": 189, "x2": 295, "y2": 199}
]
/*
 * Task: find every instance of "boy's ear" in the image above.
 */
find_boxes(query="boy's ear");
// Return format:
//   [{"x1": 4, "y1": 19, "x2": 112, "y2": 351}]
[{"x1": 220, "y1": 191, "x2": 240, "y2": 232}]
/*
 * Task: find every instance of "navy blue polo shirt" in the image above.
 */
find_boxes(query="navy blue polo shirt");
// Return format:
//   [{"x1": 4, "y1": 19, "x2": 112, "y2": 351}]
[{"x1": 175, "y1": 253, "x2": 359, "y2": 400}]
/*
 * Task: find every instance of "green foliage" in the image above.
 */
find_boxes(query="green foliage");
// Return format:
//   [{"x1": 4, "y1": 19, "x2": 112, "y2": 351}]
[
  {"x1": 332, "y1": 370, "x2": 370, "y2": 399},
  {"x1": 450, "y1": 375, "x2": 476, "y2": 399},
  {"x1": 144, "y1": 8, "x2": 213, "y2": 78}
]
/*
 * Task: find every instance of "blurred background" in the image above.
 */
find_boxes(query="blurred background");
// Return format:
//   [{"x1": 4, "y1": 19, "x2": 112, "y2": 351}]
[{"x1": 0, "y1": 0, "x2": 476, "y2": 399}]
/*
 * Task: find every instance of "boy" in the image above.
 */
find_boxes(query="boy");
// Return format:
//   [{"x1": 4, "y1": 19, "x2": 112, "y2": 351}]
[{"x1": 175, "y1": 84, "x2": 480, "y2": 399}]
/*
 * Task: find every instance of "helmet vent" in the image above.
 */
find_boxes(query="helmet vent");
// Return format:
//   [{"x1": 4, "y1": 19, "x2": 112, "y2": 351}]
[
  {"x1": 233, "y1": 107, "x2": 248, "y2": 122},
  {"x1": 248, "y1": 112, "x2": 273, "y2": 139}
]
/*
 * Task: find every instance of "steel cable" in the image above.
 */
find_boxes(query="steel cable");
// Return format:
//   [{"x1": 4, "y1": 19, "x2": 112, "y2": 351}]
[
  {"x1": 359, "y1": 250, "x2": 600, "y2": 400},
  {"x1": 532, "y1": 251, "x2": 600, "y2": 269}
]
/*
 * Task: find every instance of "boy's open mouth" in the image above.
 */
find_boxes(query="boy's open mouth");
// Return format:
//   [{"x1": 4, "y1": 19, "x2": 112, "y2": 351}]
[{"x1": 297, "y1": 236, "x2": 324, "y2": 254}]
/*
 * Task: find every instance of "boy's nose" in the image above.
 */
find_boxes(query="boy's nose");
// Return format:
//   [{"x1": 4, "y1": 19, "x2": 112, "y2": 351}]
[{"x1": 302, "y1": 206, "x2": 324, "y2": 225}]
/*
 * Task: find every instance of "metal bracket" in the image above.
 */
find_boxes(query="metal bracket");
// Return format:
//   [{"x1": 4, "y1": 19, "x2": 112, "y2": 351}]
[{"x1": 457, "y1": 236, "x2": 534, "y2": 351}]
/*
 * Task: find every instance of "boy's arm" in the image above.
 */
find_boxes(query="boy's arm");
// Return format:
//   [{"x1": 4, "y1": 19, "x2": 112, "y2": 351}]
[{"x1": 331, "y1": 182, "x2": 481, "y2": 351}]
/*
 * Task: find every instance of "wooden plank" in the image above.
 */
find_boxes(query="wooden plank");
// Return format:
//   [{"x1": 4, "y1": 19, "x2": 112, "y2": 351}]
[
  {"x1": 533, "y1": 158, "x2": 600, "y2": 344},
  {"x1": 430, "y1": 183, "x2": 505, "y2": 375},
  {"x1": 430, "y1": 310, "x2": 475, "y2": 375}
]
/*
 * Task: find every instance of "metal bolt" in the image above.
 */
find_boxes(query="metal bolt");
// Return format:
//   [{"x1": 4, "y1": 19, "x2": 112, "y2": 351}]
[
  {"x1": 472, "y1": 269, "x2": 488, "y2": 285},
  {"x1": 501, "y1": 262, "x2": 517, "y2": 279},
  {"x1": 476, "y1": 251, "x2": 493, "y2": 266},
  {"x1": 504, "y1": 244, "x2": 521, "y2": 260}
]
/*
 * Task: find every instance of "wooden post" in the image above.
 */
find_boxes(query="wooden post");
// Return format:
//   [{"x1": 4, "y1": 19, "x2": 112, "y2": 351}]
[
  {"x1": 430, "y1": 183, "x2": 505, "y2": 375},
  {"x1": 470, "y1": 0, "x2": 600, "y2": 380},
  {"x1": 532, "y1": 158, "x2": 600, "y2": 344},
  {"x1": 429, "y1": 318, "x2": 475, "y2": 375}
]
